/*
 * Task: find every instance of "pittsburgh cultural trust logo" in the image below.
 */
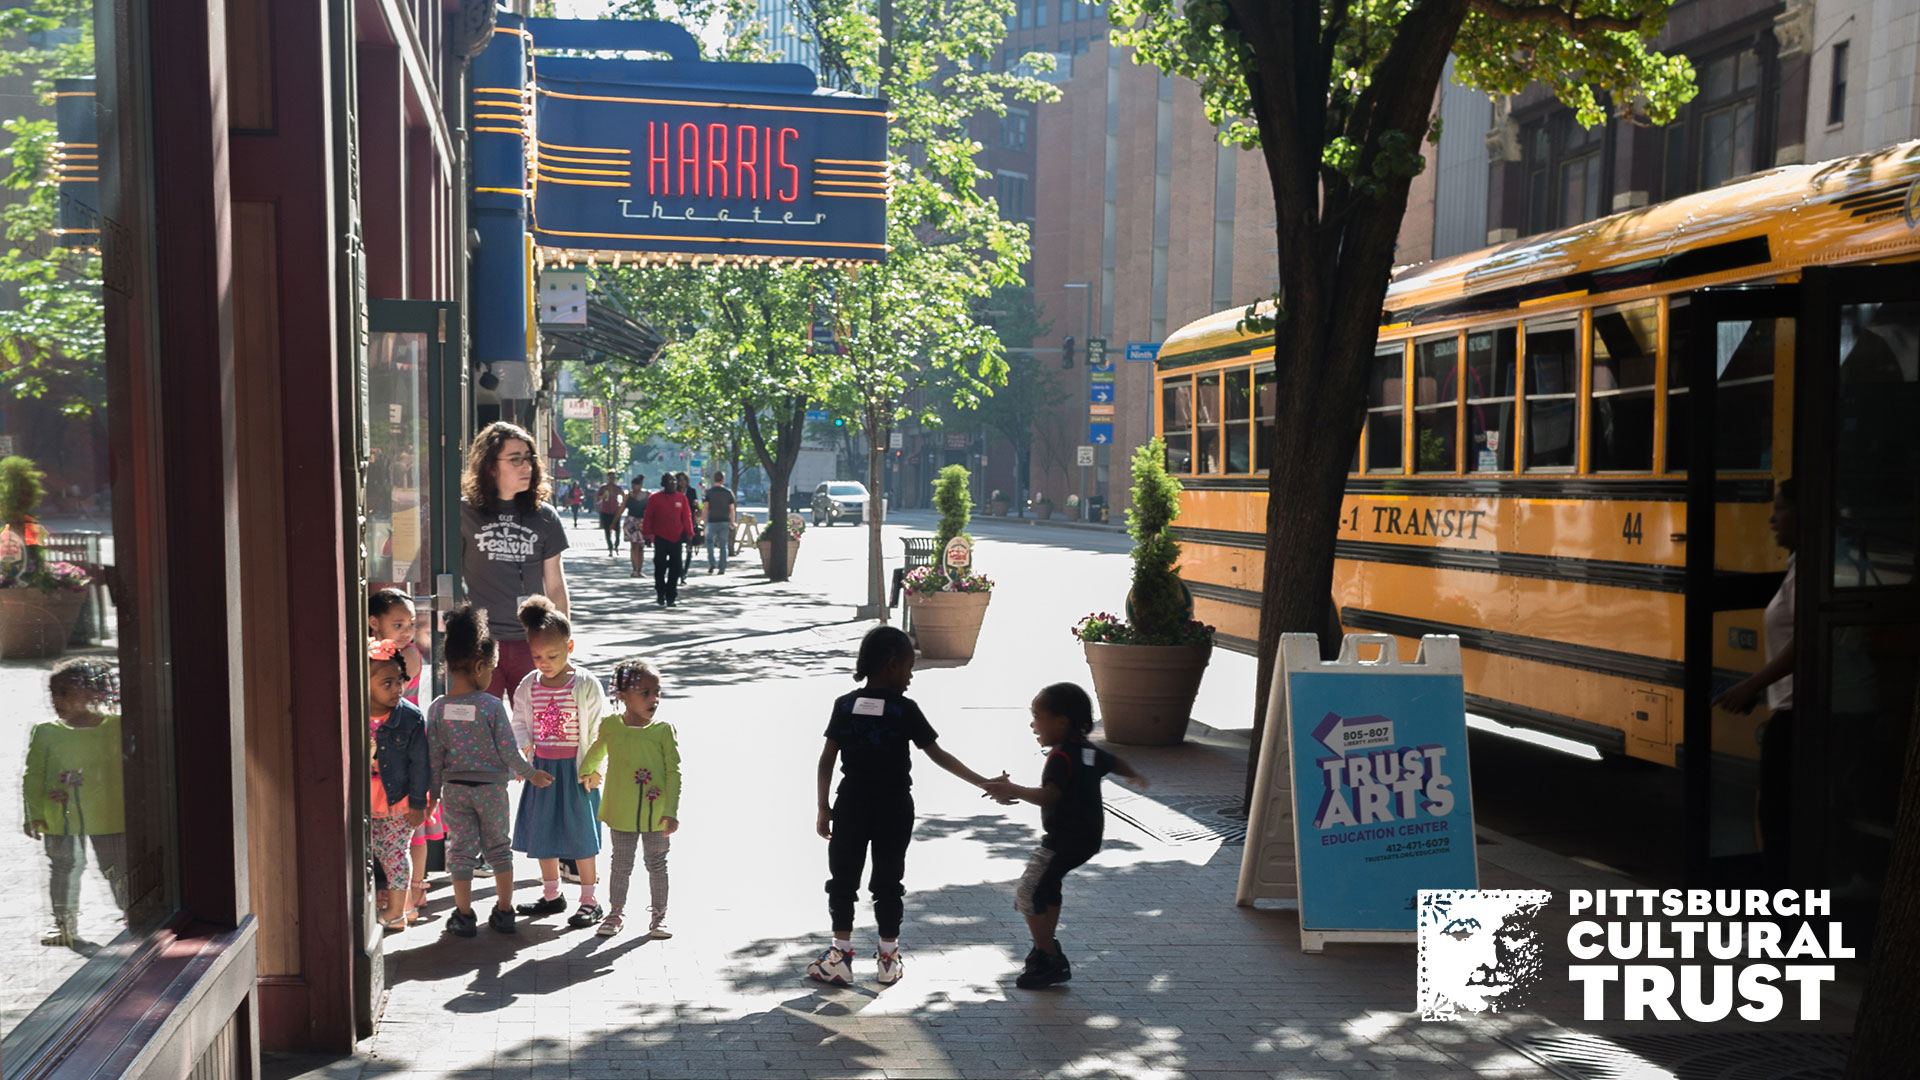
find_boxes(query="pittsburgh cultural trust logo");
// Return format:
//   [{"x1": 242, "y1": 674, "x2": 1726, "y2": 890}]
[{"x1": 1419, "y1": 888, "x2": 1852, "y2": 1023}]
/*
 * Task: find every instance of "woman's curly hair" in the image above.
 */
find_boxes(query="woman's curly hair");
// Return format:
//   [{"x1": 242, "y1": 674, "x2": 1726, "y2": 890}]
[{"x1": 462, "y1": 421, "x2": 551, "y2": 512}]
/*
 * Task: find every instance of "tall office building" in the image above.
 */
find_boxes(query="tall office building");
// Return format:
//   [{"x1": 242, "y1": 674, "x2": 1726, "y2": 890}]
[{"x1": 756, "y1": 0, "x2": 819, "y2": 69}]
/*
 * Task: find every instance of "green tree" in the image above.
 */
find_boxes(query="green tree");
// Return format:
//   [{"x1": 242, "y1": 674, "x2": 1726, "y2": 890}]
[
  {"x1": 0, "y1": 0, "x2": 103, "y2": 419},
  {"x1": 807, "y1": 0, "x2": 1058, "y2": 618},
  {"x1": 1106, "y1": 0, "x2": 1695, "y2": 801},
  {"x1": 931, "y1": 463, "x2": 971, "y2": 552}
]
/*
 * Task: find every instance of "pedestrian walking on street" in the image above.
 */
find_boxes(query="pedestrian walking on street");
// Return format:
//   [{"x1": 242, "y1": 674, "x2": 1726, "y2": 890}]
[
  {"x1": 23, "y1": 659, "x2": 128, "y2": 956},
  {"x1": 582, "y1": 659, "x2": 681, "y2": 940},
  {"x1": 623, "y1": 476, "x2": 650, "y2": 578},
  {"x1": 704, "y1": 472, "x2": 737, "y2": 573},
  {"x1": 459, "y1": 422, "x2": 571, "y2": 701},
  {"x1": 640, "y1": 472, "x2": 694, "y2": 607},
  {"x1": 676, "y1": 472, "x2": 699, "y2": 587},
  {"x1": 509, "y1": 597, "x2": 611, "y2": 928},
  {"x1": 808, "y1": 627, "x2": 1005, "y2": 988},
  {"x1": 428, "y1": 604, "x2": 553, "y2": 939},
  {"x1": 595, "y1": 472, "x2": 625, "y2": 556},
  {"x1": 367, "y1": 640, "x2": 429, "y2": 933},
  {"x1": 567, "y1": 481, "x2": 584, "y2": 526},
  {"x1": 984, "y1": 682, "x2": 1147, "y2": 989}
]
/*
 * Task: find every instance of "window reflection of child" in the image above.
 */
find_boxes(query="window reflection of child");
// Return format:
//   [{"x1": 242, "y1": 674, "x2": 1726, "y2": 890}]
[{"x1": 22, "y1": 658, "x2": 129, "y2": 956}]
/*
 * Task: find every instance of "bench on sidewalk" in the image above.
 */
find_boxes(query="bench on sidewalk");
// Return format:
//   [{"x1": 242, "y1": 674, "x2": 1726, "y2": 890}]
[{"x1": 891, "y1": 534, "x2": 938, "y2": 635}]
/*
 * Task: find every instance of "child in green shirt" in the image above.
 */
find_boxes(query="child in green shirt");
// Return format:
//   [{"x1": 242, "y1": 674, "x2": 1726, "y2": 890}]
[
  {"x1": 584, "y1": 659, "x2": 681, "y2": 940},
  {"x1": 22, "y1": 657, "x2": 128, "y2": 955}
]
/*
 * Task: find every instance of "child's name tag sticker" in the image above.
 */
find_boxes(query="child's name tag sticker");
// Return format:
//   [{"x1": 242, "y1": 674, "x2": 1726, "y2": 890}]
[
  {"x1": 444, "y1": 703, "x2": 477, "y2": 723},
  {"x1": 851, "y1": 697, "x2": 887, "y2": 716},
  {"x1": 1083, "y1": 748, "x2": 1097, "y2": 766}
]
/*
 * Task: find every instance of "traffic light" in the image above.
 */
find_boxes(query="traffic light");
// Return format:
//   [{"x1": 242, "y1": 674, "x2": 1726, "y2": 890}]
[
  {"x1": 833, "y1": 416, "x2": 845, "y2": 427},
  {"x1": 1061, "y1": 335, "x2": 1076, "y2": 369}
]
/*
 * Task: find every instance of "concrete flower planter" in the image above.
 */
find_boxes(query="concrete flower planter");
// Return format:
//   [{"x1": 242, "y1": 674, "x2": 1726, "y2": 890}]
[
  {"x1": 906, "y1": 590, "x2": 991, "y2": 660},
  {"x1": 1033, "y1": 504, "x2": 1053, "y2": 520},
  {"x1": 0, "y1": 589, "x2": 87, "y2": 659},
  {"x1": 1082, "y1": 639, "x2": 1212, "y2": 745},
  {"x1": 756, "y1": 537, "x2": 800, "y2": 577}
]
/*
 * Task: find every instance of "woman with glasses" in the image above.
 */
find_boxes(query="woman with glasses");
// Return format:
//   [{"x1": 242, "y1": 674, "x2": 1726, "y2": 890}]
[{"x1": 460, "y1": 422, "x2": 572, "y2": 698}]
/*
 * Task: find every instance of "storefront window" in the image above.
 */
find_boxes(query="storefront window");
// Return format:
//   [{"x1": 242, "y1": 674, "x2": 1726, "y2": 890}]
[{"x1": 0, "y1": 0, "x2": 175, "y2": 1062}]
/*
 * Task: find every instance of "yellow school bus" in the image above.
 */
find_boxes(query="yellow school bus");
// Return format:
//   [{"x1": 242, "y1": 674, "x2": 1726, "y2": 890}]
[{"x1": 1158, "y1": 141, "x2": 1920, "y2": 766}]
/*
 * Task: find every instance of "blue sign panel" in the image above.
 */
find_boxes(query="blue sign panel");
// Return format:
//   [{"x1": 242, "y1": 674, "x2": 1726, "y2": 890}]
[
  {"x1": 805, "y1": 409, "x2": 829, "y2": 422},
  {"x1": 1087, "y1": 423, "x2": 1113, "y2": 445},
  {"x1": 1285, "y1": 636, "x2": 1477, "y2": 934},
  {"x1": 1125, "y1": 341, "x2": 1160, "y2": 363},
  {"x1": 530, "y1": 25, "x2": 889, "y2": 264},
  {"x1": 1089, "y1": 383, "x2": 1114, "y2": 404}
]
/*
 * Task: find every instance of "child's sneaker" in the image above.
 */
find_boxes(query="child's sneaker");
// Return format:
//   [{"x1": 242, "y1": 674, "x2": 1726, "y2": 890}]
[
  {"x1": 447, "y1": 909, "x2": 479, "y2": 938},
  {"x1": 515, "y1": 895, "x2": 566, "y2": 917},
  {"x1": 805, "y1": 946, "x2": 854, "y2": 986},
  {"x1": 1015, "y1": 943, "x2": 1071, "y2": 989},
  {"x1": 596, "y1": 909, "x2": 625, "y2": 938},
  {"x1": 567, "y1": 902, "x2": 605, "y2": 929},
  {"x1": 874, "y1": 948, "x2": 905, "y2": 986},
  {"x1": 648, "y1": 916, "x2": 673, "y2": 940},
  {"x1": 488, "y1": 907, "x2": 518, "y2": 934}
]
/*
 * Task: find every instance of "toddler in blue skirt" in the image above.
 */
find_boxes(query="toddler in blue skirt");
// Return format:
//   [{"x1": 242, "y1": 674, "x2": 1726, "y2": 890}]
[{"x1": 509, "y1": 596, "x2": 611, "y2": 928}]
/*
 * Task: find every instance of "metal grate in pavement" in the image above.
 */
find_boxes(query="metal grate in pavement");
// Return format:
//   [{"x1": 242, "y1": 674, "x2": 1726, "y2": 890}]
[
  {"x1": 1498, "y1": 1031, "x2": 1850, "y2": 1080},
  {"x1": 1104, "y1": 792, "x2": 1248, "y2": 845}
]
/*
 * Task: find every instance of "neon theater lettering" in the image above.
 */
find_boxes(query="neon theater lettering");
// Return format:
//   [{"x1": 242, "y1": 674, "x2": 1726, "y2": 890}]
[{"x1": 647, "y1": 121, "x2": 798, "y2": 201}]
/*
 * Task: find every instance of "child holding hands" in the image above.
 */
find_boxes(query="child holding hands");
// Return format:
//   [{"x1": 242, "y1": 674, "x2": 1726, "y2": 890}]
[
  {"x1": 582, "y1": 660, "x2": 680, "y2": 940},
  {"x1": 368, "y1": 639, "x2": 430, "y2": 931},
  {"x1": 807, "y1": 626, "x2": 1004, "y2": 988},
  {"x1": 427, "y1": 604, "x2": 554, "y2": 937},
  {"x1": 983, "y1": 683, "x2": 1147, "y2": 989}
]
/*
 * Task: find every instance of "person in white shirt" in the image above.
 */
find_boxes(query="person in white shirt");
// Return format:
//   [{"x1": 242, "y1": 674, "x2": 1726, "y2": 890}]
[{"x1": 1714, "y1": 479, "x2": 1797, "y2": 881}]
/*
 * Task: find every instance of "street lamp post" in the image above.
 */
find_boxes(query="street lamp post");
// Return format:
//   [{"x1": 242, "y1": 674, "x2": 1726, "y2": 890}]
[{"x1": 1064, "y1": 282, "x2": 1093, "y2": 522}]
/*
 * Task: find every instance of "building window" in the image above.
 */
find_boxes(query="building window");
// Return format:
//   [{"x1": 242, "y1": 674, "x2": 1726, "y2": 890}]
[
  {"x1": 1366, "y1": 345, "x2": 1405, "y2": 473},
  {"x1": 1035, "y1": 0, "x2": 1047, "y2": 26},
  {"x1": 1829, "y1": 41, "x2": 1849, "y2": 126},
  {"x1": 1162, "y1": 377, "x2": 1193, "y2": 473},
  {"x1": 1524, "y1": 320, "x2": 1579, "y2": 470},
  {"x1": 995, "y1": 171, "x2": 1029, "y2": 220},
  {"x1": 1466, "y1": 327, "x2": 1517, "y2": 472},
  {"x1": 1413, "y1": 335, "x2": 1459, "y2": 473},
  {"x1": 1002, "y1": 109, "x2": 1029, "y2": 151},
  {"x1": 1060, "y1": 0, "x2": 1074, "y2": 22},
  {"x1": 1589, "y1": 304, "x2": 1658, "y2": 472},
  {"x1": 1520, "y1": 111, "x2": 1605, "y2": 235},
  {"x1": 1019, "y1": 0, "x2": 1032, "y2": 30},
  {"x1": 1663, "y1": 43, "x2": 1770, "y2": 199}
]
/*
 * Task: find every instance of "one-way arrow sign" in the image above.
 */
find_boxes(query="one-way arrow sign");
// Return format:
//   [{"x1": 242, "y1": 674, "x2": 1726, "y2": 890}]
[
  {"x1": 1089, "y1": 383, "x2": 1114, "y2": 404},
  {"x1": 1088, "y1": 422, "x2": 1113, "y2": 445}
]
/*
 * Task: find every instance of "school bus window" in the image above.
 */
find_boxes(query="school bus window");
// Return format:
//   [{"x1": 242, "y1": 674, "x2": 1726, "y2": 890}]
[
  {"x1": 1524, "y1": 320, "x2": 1579, "y2": 470},
  {"x1": 1225, "y1": 367, "x2": 1252, "y2": 472},
  {"x1": 1666, "y1": 315, "x2": 1776, "y2": 473},
  {"x1": 1414, "y1": 335, "x2": 1460, "y2": 473},
  {"x1": 1196, "y1": 372, "x2": 1223, "y2": 473},
  {"x1": 1162, "y1": 376, "x2": 1194, "y2": 473},
  {"x1": 1254, "y1": 365, "x2": 1277, "y2": 473},
  {"x1": 1466, "y1": 327, "x2": 1517, "y2": 472},
  {"x1": 1590, "y1": 304, "x2": 1659, "y2": 472},
  {"x1": 1366, "y1": 345, "x2": 1406, "y2": 473}
]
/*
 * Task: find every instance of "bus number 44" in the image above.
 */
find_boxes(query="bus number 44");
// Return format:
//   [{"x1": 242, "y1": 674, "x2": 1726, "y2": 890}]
[{"x1": 1621, "y1": 512, "x2": 1645, "y2": 545}]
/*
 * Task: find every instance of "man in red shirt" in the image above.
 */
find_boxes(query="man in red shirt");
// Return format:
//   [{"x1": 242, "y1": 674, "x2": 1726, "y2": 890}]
[{"x1": 639, "y1": 472, "x2": 695, "y2": 607}]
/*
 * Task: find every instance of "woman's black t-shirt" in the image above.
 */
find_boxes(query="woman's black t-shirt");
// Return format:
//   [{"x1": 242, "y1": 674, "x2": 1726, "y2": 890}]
[{"x1": 824, "y1": 688, "x2": 937, "y2": 803}]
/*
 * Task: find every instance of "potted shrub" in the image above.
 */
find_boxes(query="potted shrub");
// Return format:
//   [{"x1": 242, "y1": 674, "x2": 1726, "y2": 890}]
[
  {"x1": 1031, "y1": 492, "x2": 1053, "y2": 520},
  {"x1": 1073, "y1": 437, "x2": 1213, "y2": 745},
  {"x1": 904, "y1": 465, "x2": 993, "y2": 659},
  {"x1": 0, "y1": 456, "x2": 90, "y2": 659},
  {"x1": 1065, "y1": 493, "x2": 1081, "y2": 521},
  {"x1": 756, "y1": 512, "x2": 804, "y2": 577},
  {"x1": 988, "y1": 489, "x2": 1009, "y2": 517}
]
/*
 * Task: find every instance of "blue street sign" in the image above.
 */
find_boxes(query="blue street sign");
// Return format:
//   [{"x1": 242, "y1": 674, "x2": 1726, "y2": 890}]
[
  {"x1": 1088, "y1": 422, "x2": 1113, "y2": 445},
  {"x1": 1089, "y1": 383, "x2": 1114, "y2": 404},
  {"x1": 805, "y1": 409, "x2": 829, "y2": 422},
  {"x1": 1125, "y1": 341, "x2": 1160, "y2": 363},
  {"x1": 690, "y1": 458, "x2": 705, "y2": 469}
]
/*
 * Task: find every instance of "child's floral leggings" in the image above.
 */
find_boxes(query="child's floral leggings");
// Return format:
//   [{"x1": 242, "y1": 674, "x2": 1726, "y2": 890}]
[{"x1": 371, "y1": 814, "x2": 414, "y2": 892}]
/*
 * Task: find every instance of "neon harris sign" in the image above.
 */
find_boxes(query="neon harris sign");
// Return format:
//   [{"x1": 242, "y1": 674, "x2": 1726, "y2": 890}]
[{"x1": 641, "y1": 122, "x2": 802, "y2": 202}]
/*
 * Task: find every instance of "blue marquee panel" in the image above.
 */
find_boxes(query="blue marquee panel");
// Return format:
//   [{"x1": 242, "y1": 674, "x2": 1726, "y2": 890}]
[{"x1": 470, "y1": 16, "x2": 531, "y2": 365}]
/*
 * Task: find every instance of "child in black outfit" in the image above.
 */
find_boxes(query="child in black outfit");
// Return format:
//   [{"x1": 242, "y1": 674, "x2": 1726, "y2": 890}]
[
  {"x1": 983, "y1": 682, "x2": 1147, "y2": 989},
  {"x1": 807, "y1": 626, "x2": 1004, "y2": 988}
]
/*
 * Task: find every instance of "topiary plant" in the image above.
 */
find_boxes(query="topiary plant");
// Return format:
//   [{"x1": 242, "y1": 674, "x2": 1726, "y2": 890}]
[
  {"x1": 1125, "y1": 437, "x2": 1188, "y2": 641},
  {"x1": 0, "y1": 456, "x2": 46, "y2": 528},
  {"x1": 933, "y1": 464, "x2": 972, "y2": 552}
]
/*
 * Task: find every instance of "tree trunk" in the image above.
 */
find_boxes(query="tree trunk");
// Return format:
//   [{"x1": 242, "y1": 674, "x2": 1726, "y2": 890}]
[
  {"x1": 1846, "y1": 681, "x2": 1920, "y2": 1077},
  {"x1": 1234, "y1": 0, "x2": 1464, "y2": 808},
  {"x1": 746, "y1": 396, "x2": 807, "y2": 583},
  {"x1": 866, "y1": 420, "x2": 887, "y2": 621}
]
